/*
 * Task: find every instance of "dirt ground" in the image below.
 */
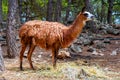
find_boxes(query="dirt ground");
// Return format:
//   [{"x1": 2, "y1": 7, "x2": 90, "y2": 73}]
[
  {"x1": 81, "y1": 34, "x2": 120, "y2": 72},
  {"x1": 0, "y1": 34, "x2": 120, "y2": 80}
]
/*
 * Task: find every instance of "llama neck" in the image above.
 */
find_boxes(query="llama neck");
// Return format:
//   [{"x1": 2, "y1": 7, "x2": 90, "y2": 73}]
[
  {"x1": 62, "y1": 14, "x2": 86, "y2": 48},
  {"x1": 69, "y1": 14, "x2": 85, "y2": 38}
]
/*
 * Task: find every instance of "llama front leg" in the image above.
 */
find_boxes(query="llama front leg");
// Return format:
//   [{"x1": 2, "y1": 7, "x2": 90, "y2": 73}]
[
  {"x1": 52, "y1": 48, "x2": 59, "y2": 69},
  {"x1": 27, "y1": 44, "x2": 36, "y2": 70},
  {"x1": 19, "y1": 44, "x2": 27, "y2": 70}
]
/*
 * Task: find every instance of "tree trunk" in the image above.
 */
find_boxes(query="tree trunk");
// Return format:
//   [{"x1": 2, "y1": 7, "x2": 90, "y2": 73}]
[
  {"x1": 107, "y1": 0, "x2": 114, "y2": 24},
  {"x1": 65, "y1": 0, "x2": 71, "y2": 24},
  {"x1": 6, "y1": 0, "x2": 18, "y2": 58},
  {"x1": 84, "y1": 0, "x2": 96, "y2": 33},
  {"x1": 101, "y1": 0, "x2": 105, "y2": 23},
  {"x1": 0, "y1": 44, "x2": 5, "y2": 72},
  {"x1": 16, "y1": 0, "x2": 21, "y2": 28},
  {"x1": 0, "y1": 0, "x2": 2, "y2": 28},
  {"x1": 46, "y1": 0, "x2": 54, "y2": 21},
  {"x1": 85, "y1": 0, "x2": 93, "y2": 13},
  {"x1": 24, "y1": 0, "x2": 31, "y2": 21},
  {"x1": 54, "y1": 0, "x2": 62, "y2": 22},
  {"x1": 18, "y1": 0, "x2": 23, "y2": 24}
]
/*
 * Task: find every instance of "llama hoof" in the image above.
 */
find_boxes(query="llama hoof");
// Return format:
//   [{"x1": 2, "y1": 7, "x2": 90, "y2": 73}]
[
  {"x1": 53, "y1": 65, "x2": 56, "y2": 69},
  {"x1": 32, "y1": 68, "x2": 36, "y2": 70},
  {"x1": 31, "y1": 67, "x2": 36, "y2": 70},
  {"x1": 20, "y1": 68, "x2": 24, "y2": 71}
]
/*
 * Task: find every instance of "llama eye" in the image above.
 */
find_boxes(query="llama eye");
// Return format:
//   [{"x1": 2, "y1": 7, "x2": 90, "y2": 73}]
[{"x1": 83, "y1": 13, "x2": 88, "y2": 17}]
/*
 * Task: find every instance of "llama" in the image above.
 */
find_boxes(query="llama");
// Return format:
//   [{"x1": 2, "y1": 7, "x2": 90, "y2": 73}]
[{"x1": 19, "y1": 7, "x2": 94, "y2": 70}]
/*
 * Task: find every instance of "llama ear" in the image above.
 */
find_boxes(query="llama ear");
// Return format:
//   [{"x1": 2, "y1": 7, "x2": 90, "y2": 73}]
[{"x1": 81, "y1": 7, "x2": 86, "y2": 13}]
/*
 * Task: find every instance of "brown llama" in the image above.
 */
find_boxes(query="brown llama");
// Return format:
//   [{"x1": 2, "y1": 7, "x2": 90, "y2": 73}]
[{"x1": 19, "y1": 7, "x2": 94, "y2": 70}]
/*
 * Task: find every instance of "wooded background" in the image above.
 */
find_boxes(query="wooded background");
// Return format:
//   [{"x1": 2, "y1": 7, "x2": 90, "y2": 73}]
[
  {"x1": 1, "y1": 0, "x2": 120, "y2": 24},
  {"x1": 0, "y1": 0, "x2": 120, "y2": 71}
]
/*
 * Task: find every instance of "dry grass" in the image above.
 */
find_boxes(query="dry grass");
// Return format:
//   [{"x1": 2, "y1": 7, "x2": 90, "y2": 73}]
[{"x1": 0, "y1": 58, "x2": 120, "y2": 80}]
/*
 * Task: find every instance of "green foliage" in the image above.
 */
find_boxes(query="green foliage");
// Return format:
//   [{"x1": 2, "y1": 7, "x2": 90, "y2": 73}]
[
  {"x1": 62, "y1": 0, "x2": 67, "y2": 8},
  {"x1": 1, "y1": 0, "x2": 120, "y2": 24},
  {"x1": 35, "y1": 0, "x2": 48, "y2": 7},
  {"x1": 2, "y1": 0, "x2": 8, "y2": 20}
]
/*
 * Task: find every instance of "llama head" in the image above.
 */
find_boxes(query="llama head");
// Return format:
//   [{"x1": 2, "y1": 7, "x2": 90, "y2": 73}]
[{"x1": 80, "y1": 7, "x2": 94, "y2": 21}]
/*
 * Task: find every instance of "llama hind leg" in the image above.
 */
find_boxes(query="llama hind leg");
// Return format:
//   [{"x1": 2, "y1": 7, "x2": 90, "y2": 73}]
[
  {"x1": 27, "y1": 44, "x2": 36, "y2": 70},
  {"x1": 20, "y1": 44, "x2": 27, "y2": 70}
]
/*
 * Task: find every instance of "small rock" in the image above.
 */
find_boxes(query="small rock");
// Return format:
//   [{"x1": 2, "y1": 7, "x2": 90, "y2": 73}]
[
  {"x1": 106, "y1": 27, "x2": 120, "y2": 35},
  {"x1": 113, "y1": 29, "x2": 120, "y2": 35},
  {"x1": 24, "y1": 51, "x2": 36, "y2": 57},
  {"x1": 50, "y1": 50, "x2": 71, "y2": 59},
  {"x1": 101, "y1": 30, "x2": 107, "y2": 34},
  {"x1": 111, "y1": 50, "x2": 117, "y2": 56},
  {"x1": 62, "y1": 66, "x2": 78, "y2": 80},
  {"x1": 57, "y1": 50, "x2": 71, "y2": 59},
  {"x1": 23, "y1": 51, "x2": 28, "y2": 57},
  {"x1": 92, "y1": 51, "x2": 99, "y2": 55},
  {"x1": 78, "y1": 34, "x2": 93, "y2": 46},
  {"x1": 83, "y1": 39, "x2": 92, "y2": 46},
  {"x1": 96, "y1": 34, "x2": 102, "y2": 37},
  {"x1": 104, "y1": 68, "x2": 109, "y2": 71},
  {"x1": 38, "y1": 55, "x2": 42, "y2": 58},
  {"x1": 103, "y1": 38, "x2": 111, "y2": 44},
  {"x1": 0, "y1": 36, "x2": 5, "y2": 41},
  {"x1": 87, "y1": 46, "x2": 95, "y2": 52},
  {"x1": 70, "y1": 44, "x2": 82, "y2": 53},
  {"x1": 96, "y1": 42, "x2": 105, "y2": 49},
  {"x1": 115, "y1": 41, "x2": 119, "y2": 44},
  {"x1": 77, "y1": 36, "x2": 85, "y2": 45},
  {"x1": 112, "y1": 24, "x2": 120, "y2": 29},
  {"x1": 99, "y1": 53, "x2": 104, "y2": 56},
  {"x1": 16, "y1": 35, "x2": 20, "y2": 40}
]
